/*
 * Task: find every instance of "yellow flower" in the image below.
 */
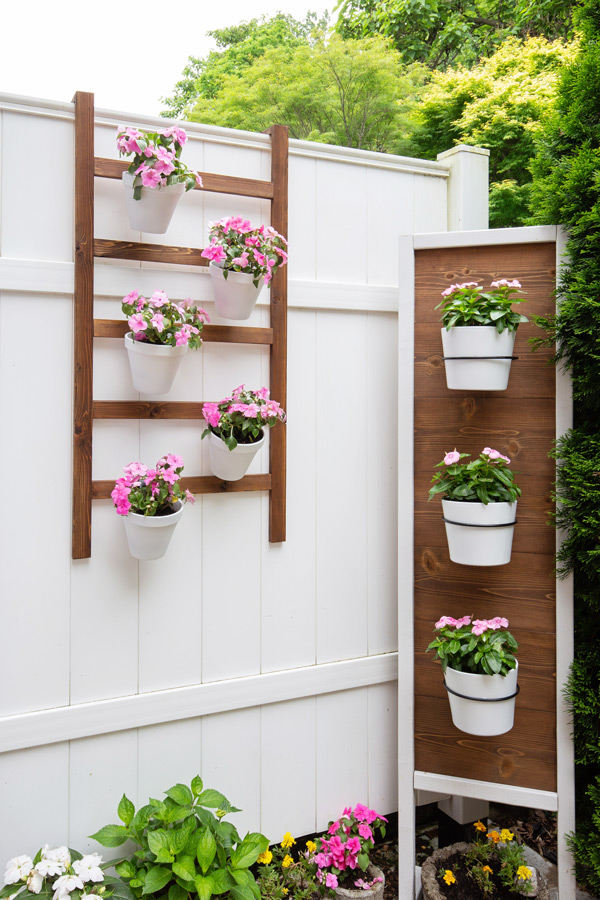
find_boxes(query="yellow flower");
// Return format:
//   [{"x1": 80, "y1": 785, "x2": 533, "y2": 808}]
[
  {"x1": 500, "y1": 829, "x2": 514, "y2": 842},
  {"x1": 257, "y1": 850, "x2": 273, "y2": 865},
  {"x1": 306, "y1": 840, "x2": 317, "y2": 853},
  {"x1": 474, "y1": 820, "x2": 487, "y2": 832},
  {"x1": 517, "y1": 866, "x2": 532, "y2": 881},
  {"x1": 282, "y1": 890, "x2": 289, "y2": 896},
  {"x1": 482, "y1": 866, "x2": 492, "y2": 875},
  {"x1": 443, "y1": 870, "x2": 456, "y2": 886},
  {"x1": 487, "y1": 830, "x2": 501, "y2": 843},
  {"x1": 282, "y1": 855, "x2": 293, "y2": 868},
  {"x1": 281, "y1": 833, "x2": 296, "y2": 850}
]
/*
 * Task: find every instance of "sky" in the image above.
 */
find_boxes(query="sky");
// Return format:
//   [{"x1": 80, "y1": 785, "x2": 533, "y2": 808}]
[{"x1": 1, "y1": 0, "x2": 335, "y2": 118}]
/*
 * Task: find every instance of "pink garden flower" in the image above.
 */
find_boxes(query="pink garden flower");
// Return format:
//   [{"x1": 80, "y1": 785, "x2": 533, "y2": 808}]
[
  {"x1": 471, "y1": 619, "x2": 488, "y2": 636},
  {"x1": 444, "y1": 449, "x2": 461, "y2": 465},
  {"x1": 128, "y1": 313, "x2": 147, "y2": 334}
]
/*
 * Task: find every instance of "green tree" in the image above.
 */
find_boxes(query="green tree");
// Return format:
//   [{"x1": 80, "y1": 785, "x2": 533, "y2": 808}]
[
  {"x1": 335, "y1": 0, "x2": 575, "y2": 68},
  {"x1": 161, "y1": 13, "x2": 327, "y2": 119},
  {"x1": 186, "y1": 34, "x2": 427, "y2": 153},
  {"x1": 529, "y1": 0, "x2": 600, "y2": 890},
  {"x1": 405, "y1": 37, "x2": 577, "y2": 226}
]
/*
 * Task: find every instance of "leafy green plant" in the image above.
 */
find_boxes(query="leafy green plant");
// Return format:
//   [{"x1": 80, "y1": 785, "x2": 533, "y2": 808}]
[
  {"x1": 436, "y1": 280, "x2": 528, "y2": 333},
  {"x1": 428, "y1": 448, "x2": 521, "y2": 505},
  {"x1": 426, "y1": 616, "x2": 518, "y2": 676},
  {"x1": 90, "y1": 778, "x2": 268, "y2": 900}
]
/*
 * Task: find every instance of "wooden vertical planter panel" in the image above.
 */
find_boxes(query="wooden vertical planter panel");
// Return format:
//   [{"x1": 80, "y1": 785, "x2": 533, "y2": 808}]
[{"x1": 414, "y1": 242, "x2": 558, "y2": 791}]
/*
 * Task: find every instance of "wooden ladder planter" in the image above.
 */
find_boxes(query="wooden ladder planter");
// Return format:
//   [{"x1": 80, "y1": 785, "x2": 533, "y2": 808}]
[{"x1": 72, "y1": 91, "x2": 288, "y2": 559}]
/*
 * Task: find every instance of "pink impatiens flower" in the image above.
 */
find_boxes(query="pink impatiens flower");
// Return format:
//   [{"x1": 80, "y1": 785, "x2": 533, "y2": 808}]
[{"x1": 128, "y1": 313, "x2": 147, "y2": 334}]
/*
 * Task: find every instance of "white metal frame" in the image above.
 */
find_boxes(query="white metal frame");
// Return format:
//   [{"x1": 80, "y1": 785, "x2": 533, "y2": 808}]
[{"x1": 398, "y1": 225, "x2": 575, "y2": 900}]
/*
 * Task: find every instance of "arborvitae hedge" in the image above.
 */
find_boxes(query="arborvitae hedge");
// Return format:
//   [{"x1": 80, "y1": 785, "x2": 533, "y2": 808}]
[{"x1": 530, "y1": 0, "x2": 600, "y2": 888}]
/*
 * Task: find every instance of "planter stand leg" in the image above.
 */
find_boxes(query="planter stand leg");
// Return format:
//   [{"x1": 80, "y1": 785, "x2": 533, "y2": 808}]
[{"x1": 437, "y1": 797, "x2": 490, "y2": 848}]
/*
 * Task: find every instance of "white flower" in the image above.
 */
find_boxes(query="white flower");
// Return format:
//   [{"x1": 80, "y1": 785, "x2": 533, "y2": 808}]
[
  {"x1": 27, "y1": 871, "x2": 44, "y2": 894},
  {"x1": 40, "y1": 848, "x2": 70, "y2": 875},
  {"x1": 52, "y1": 874, "x2": 84, "y2": 900},
  {"x1": 72, "y1": 856, "x2": 103, "y2": 884},
  {"x1": 4, "y1": 857, "x2": 33, "y2": 885}
]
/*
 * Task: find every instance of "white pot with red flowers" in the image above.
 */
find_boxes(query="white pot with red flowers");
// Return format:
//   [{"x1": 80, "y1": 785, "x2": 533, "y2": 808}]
[
  {"x1": 117, "y1": 125, "x2": 203, "y2": 233},
  {"x1": 436, "y1": 279, "x2": 528, "y2": 391},
  {"x1": 201, "y1": 385, "x2": 286, "y2": 481},
  {"x1": 122, "y1": 289, "x2": 209, "y2": 395},
  {"x1": 426, "y1": 615, "x2": 520, "y2": 735},
  {"x1": 429, "y1": 448, "x2": 521, "y2": 566},
  {"x1": 313, "y1": 805, "x2": 387, "y2": 900},
  {"x1": 112, "y1": 454, "x2": 194, "y2": 560},
  {"x1": 201, "y1": 216, "x2": 288, "y2": 320}
]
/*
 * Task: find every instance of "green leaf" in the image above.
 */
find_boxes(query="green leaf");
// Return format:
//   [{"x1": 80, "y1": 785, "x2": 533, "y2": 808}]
[
  {"x1": 207, "y1": 869, "x2": 235, "y2": 894},
  {"x1": 194, "y1": 876, "x2": 212, "y2": 900},
  {"x1": 196, "y1": 789, "x2": 229, "y2": 809},
  {"x1": 155, "y1": 849, "x2": 176, "y2": 864},
  {"x1": 169, "y1": 824, "x2": 192, "y2": 856},
  {"x1": 0, "y1": 887, "x2": 25, "y2": 900},
  {"x1": 118, "y1": 794, "x2": 136, "y2": 826},
  {"x1": 197, "y1": 828, "x2": 217, "y2": 874},
  {"x1": 166, "y1": 784, "x2": 194, "y2": 807},
  {"x1": 89, "y1": 824, "x2": 130, "y2": 847},
  {"x1": 173, "y1": 857, "x2": 197, "y2": 884},
  {"x1": 132, "y1": 804, "x2": 155, "y2": 831},
  {"x1": 103, "y1": 876, "x2": 137, "y2": 900},
  {"x1": 230, "y1": 833, "x2": 269, "y2": 869},
  {"x1": 148, "y1": 830, "x2": 171, "y2": 857},
  {"x1": 191, "y1": 776, "x2": 204, "y2": 797},
  {"x1": 141, "y1": 867, "x2": 173, "y2": 895},
  {"x1": 357, "y1": 852, "x2": 369, "y2": 870},
  {"x1": 169, "y1": 886, "x2": 189, "y2": 900},
  {"x1": 115, "y1": 861, "x2": 138, "y2": 878},
  {"x1": 165, "y1": 806, "x2": 195, "y2": 824},
  {"x1": 229, "y1": 884, "x2": 255, "y2": 900}
]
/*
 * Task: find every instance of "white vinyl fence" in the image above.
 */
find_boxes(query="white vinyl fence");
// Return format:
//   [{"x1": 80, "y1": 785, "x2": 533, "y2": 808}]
[{"x1": 0, "y1": 91, "x2": 487, "y2": 860}]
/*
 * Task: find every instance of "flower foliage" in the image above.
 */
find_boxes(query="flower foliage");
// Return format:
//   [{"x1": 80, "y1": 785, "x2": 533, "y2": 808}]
[
  {"x1": 436, "y1": 279, "x2": 528, "y2": 333},
  {"x1": 201, "y1": 217, "x2": 288, "y2": 287},
  {"x1": 429, "y1": 448, "x2": 521, "y2": 505},
  {"x1": 202, "y1": 385, "x2": 286, "y2": 451},
  {"x1": 313, "y1": 806, "x2": 387, "y2": 892},
  {"x1": 122, "y1": 290, "x2": 209, "y2": 349},
  {"x1": 111, "y1": 454, "x2": 194, "y2": 517},
  {"x1": 90, "y1": 777, "x2": 268, "y2": 900},
  {"x1": 256, "y1": 834, "x2": 321, "y2": 900},
  {"x1": 427, "y1": 616, "x2": 518, "y2": 676},
  {"x1": 117, "y1": 126, "x2": 202, "y2": 200},
  {"x1": 0, "y1": 846, "x2": 130, "y2": 900},
  {"x1": 438, "y1": 823, "x2": 534, "y2": 895}
]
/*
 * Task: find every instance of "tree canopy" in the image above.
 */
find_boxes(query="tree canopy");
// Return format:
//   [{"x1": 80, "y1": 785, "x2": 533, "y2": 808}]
[
  {"x1": 334, "y1": 0, "x2": 576, "y2": 69},
  {"x1": 185, "y1": 33, "x2": 427, "y2": 153},
  {"x1": 161, "y1": 13, "x2": 327, "y2": 119}
]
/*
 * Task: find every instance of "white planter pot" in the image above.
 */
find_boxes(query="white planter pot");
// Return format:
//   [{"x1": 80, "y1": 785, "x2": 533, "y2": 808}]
[
  {"x1": 122, "y1": 172, "x2": 185, "y2": 234},
  {"x1": 442, "y1": 499, "x2": 516, "y2": 566},
  {"x1": 444, "y1": 662, "x2": 519, "y2": 736},
  {"x1": 207, "y1": 430, "x2": 265, "y2": 481},
  {"x1": 208, "y1": 261, "x2": 264, "y2": 320},
  {"x1": 441, "y1": 326, "x2": 516, "y2": 391},
  {"x1": 124, "y1": 332, "x2": 187, "y2": 394},
  {"x1": 333, "y1": 865, "x2": 384, "y2": 900},
  {"x1": 123, "y1": 502, "x2": 184, "y2": 560}
]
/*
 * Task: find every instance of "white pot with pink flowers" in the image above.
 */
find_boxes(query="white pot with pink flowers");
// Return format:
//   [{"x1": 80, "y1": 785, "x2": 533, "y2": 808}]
[
  {"x1": 117, "y1": 125, "x2": 203, "y2": 233},
  {"x1": 122, "y1": 289, "x2": 209, "y2": 395},
  {"x1": 312, "y1": 805, "x2": 387, "y2": 900},
  {"x1": 436, "y1": 279, "x2": 528, "y2": 391},
  {"x1": 202, "y1": 385, "x2": 286, "y2": 481},
  {"x1": 429, "y1": 448, "x2": 521, "y2": 566},
  {"x1": 112, "y1": 454, "x2": 194, "y2": 560},
  {"x1": 202, "y1": 216, "x2": 288, "y2": 320}
]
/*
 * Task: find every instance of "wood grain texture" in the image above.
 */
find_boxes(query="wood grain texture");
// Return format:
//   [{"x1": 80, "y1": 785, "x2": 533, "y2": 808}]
[
  {"x1": 72, "y1": 91, "x2": 95, "y2": 559},
  {"x1": 93, "y1": 320, "x2": 273, "y2": 345},
  {"x1": 94, "y1": 239, "x2": 208, "y2": 267},
  {"x1": 266, "y1": 125, "x2": 289, "y2": 543},
  {"x1": 92, "y1": 474, "x2": 271, "y2": 499},
  {"x1": 414, "y1": 240, "x2": 558, "y2": 791},
  {"x1": 94, "y1": 157, "x2": 274, "y2": 199},
  {"x1": 93, "y1": 401, "x2": 204, "y2": 419}
]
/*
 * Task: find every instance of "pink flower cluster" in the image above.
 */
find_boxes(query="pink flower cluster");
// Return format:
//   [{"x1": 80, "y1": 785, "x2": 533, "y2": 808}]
[
  {"x1": 441, "y1": 281, "x2": 479, "y2": 297},
  {"x1": 201, "y1": 216, "x2": 288, "y2": 286},
  {"x1": 435, "y1": 615, "x2": 509, "y2": 635},
  {"x1": 313, "y1": 805, "x2": 388, "y2": 891},
  {"x1": 482, "y1": 446, "x2": 510, "y2": 463},
  {"x1": 443, "y1": 447, "x2": 510, "y2": 466},
  {"x1": 122, "y1": 289, "x2": 209, "y2": 349},
  {"x1": 202, "y1": 385, "x2": 286, "y2": 432},
  {"x1": 111, "y1": 454, "x2": 194, "y2": 517},
  {"x1": 117, "y1": 125, "x2": 202, "y2": 191},
  {"x1": 491, "y1": 279, "x2": 521, "y2": 289}
]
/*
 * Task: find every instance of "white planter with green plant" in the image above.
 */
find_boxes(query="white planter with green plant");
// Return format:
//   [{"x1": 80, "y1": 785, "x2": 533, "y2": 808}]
[
  {"x1": 201, "y1": 216, "x2": 288, "y2": 320},
  {"x1": 427, "y1": 615, "x2": 520, "y2": 735},
  {"x1": 122, "y1": 289, "x2": 209, "y2": 394},
  {"x1": 202, "y1": 385, "x2": 286, "y2": 481},
  {"x1": 437, "y1": 279, "x2": 528, "y2": 390},
  {"x1": 429, "y1": 448, "x2": 521, "y2": 566},
  {"x1": 117, "y1": 125, "x2": 203, "y2": 234}
]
